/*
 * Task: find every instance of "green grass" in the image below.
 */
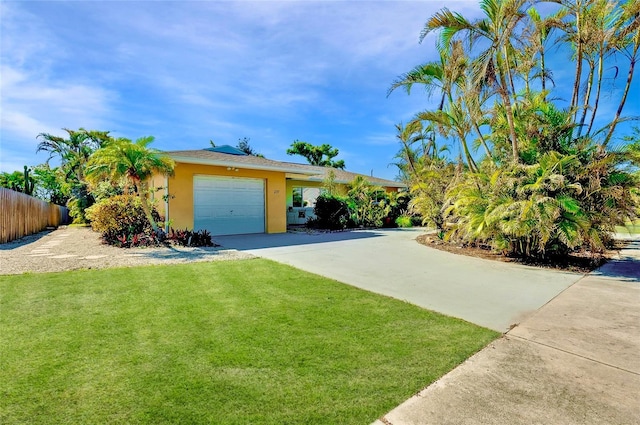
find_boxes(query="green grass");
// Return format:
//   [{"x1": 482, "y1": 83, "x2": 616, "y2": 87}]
[{"x1": 0, "y1": 259, "x2": 498, "y2": 424}]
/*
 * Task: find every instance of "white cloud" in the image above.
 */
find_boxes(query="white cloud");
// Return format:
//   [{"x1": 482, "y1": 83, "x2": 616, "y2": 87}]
[
  {"x1": 1, "y1": 65, "x2": 114, "y2": 144},
  {"x1": 0, "y1": 0, "x2": 491, "y2": 175}
]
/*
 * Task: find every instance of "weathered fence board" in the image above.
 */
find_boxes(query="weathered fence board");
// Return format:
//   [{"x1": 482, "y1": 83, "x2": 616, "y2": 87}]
[{"x1": 0, "y1": 188, "x2": 70, "y2": 244}]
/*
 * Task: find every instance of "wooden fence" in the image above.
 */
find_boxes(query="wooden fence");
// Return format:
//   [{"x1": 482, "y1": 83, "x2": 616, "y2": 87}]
[{"x1": 0, "y1": 188, "x2": 70, "y2": 244}]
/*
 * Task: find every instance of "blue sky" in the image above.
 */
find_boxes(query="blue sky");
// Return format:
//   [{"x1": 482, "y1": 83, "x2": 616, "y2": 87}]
[{"x1": 1, "y1": 1, "x2": 638, "y2": 181}]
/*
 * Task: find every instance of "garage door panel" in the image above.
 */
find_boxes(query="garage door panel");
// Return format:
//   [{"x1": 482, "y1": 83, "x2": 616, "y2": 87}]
[{"x1": 193, "y1": 176, "x2": 265, "y2": 236}]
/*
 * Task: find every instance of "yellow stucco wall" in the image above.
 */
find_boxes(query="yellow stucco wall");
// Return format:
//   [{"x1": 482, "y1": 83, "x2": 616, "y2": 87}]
[
  {"x1": 164, "y1": 162, "x2": 287, "y2": 234},
  {"x1": 149, "y1": 174, "x2": 168, "y2": 219}
]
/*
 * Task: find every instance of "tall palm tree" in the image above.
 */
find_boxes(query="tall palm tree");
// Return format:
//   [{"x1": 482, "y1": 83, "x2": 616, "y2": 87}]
[
  {"x1": 422, "y1": 0, "x2": 531, "y2": 163},
  {"x1": 523, "y1": 7, "x2": 561, "y2": 97},
  {"x1": 36, "y1": 128, "x2": 111, "y2": 222},
  {"x1": 416, "y1": 107, "x2": 479, "y2": 172},
  {"x1": 602, "y1": 0, "x2": 640, "y2": 147},
  {"x1": 572, "y1": 0, "x2": 621, "y2": 138},
  {"x1": 86, "y1": 136, "x2": 175, "y2": 234},
  {"x1": 36, "y1": 129, "x2": 111, "y2": 182},
  {"x1": 388, "y1": 41, "x2": 467, "y2": 111}
]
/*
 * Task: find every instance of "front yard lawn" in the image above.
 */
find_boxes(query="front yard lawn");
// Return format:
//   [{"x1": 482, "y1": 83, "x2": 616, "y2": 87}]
[{"x1": 1, "y1": 259, "x2": 498, "y2": 424}]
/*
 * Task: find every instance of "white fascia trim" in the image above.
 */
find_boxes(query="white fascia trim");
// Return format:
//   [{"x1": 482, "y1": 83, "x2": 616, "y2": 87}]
[
  {"x1": 170, "y1": 155, "x2": 318, "y2": 175},
  {"x1": 304, "y1": 176, "x2": 406, "y2": 188}
]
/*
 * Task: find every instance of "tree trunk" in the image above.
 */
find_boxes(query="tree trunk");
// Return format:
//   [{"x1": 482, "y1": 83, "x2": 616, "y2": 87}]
[
  {"x1": 586, "y1": 49, "x2": 605, "y2": 136},
  {"x1": 571, "y1": 6, "x2": 584, "y2": 120},
  {"x1": 577, "y1": 60, "x2": 595, "y2": 138},
  {"x1": 602, "y1": 54, "x2": 637, "y2": 148},
  {"x1": 498, "y1": 70, "x2": 519, "y2": 163},
  {"x1": 135, "y1": 180, "x2": 163, "y2": 237}
]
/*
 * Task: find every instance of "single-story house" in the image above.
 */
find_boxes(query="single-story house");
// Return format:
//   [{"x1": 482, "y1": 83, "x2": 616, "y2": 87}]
[{"x1": 151, "y1": 146, "x2": 406, "y2": 236}]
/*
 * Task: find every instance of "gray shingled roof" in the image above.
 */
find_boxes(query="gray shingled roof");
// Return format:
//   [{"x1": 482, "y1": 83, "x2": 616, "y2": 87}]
[{"x1": 165, "y1": 149, "x2": 405, "y2": 188}]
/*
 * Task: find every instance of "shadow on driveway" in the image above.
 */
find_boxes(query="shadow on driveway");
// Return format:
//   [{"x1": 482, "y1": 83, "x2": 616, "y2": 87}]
[
  {"x1": 591, "y1": 240, "x2": 640, "y2": 282},
  {"x1": 214, "y1": 229, "x2": 385, "y2": 250}
]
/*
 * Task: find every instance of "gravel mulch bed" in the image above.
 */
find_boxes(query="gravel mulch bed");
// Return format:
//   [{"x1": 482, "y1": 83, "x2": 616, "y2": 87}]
[{"x1": 0, "y1": 226, "x2": 254, "y2": 275}]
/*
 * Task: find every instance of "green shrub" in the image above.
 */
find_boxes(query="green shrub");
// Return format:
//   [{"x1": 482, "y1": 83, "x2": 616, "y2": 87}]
[
  {"x1": 310, "y1": 194, "x2": 351, "y2": 230},
  {"x1": 395, "y1": 215, "x2": 413, "y2": 228},
  {"x1": 85, "y1": 195, "x2": 161, "y2": 246},
  {"x1": 347, "y1": 176, "x2": 390, "y2": 228}
]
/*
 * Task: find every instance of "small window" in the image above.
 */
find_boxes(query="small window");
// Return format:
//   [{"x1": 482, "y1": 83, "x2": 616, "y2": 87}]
[
  {"x1": 302, "y1": 187, "x2": 320, "y2": 207},
  {"x1": 292, "y1": 187, "x2": 303, "y2": 207}
]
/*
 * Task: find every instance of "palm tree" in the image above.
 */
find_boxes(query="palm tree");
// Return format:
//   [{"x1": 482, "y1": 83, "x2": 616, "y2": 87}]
[
  {"x1": 86, "y1": 136, "x2": 175, "y2": 235},
  {"x1": 36, "y1": 128, "x2": 111, "y2": 222},
  {"x1": 602, "y1": 0, "x2": 640, "y2": 147},
  {"x1": 421, "y1": 0, "x2": 531, "y2": 163},
  {"x1": 388, "y1": 41, "x2": 466, "y2": 111},
  {"x1": 36, "y1": 129, "x2": 111, "y2": 181}
]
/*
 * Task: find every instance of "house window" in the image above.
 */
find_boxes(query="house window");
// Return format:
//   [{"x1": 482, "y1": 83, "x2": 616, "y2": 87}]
[
  {"x1": 302, "y1": 188, "x2": 320, "y2": 207},
  {"x1": 292, "y1": 187, "x2": 320, "y2": 207}
]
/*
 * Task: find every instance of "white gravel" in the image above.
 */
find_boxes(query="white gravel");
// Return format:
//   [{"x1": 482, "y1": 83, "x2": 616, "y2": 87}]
[{"x1": 0, "y1": 226, "x2": 254, "y2": 275}]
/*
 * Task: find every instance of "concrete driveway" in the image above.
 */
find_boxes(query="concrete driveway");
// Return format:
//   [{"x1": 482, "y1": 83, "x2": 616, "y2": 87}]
[{"x1": 215, "y1": 228, "x2": 583, "y2": 332}]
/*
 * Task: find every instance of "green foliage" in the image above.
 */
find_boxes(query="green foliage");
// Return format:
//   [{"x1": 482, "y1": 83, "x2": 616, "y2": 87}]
[
  {"x1": 395, "y1": 215, "x2": 414, "y2": 228},
  {"x1": 236, "y1": 137, "x2": 263, "y2": 157},
  {"x1": 66, "y1": 188, "x2": 94, "y2": 225},
  {"x1": 443, "y1": 147, "x2": 637, "y2": 258},
  {"x1": 391, "y1": 1, "x2": 639, "y2": 261},
  {"x1": 89, "y1": 179, "x2": 125, "y2": 202},
  {"x1": 409, "y1": 158, "x2": 457, "y2": 231},
  {"x1": 37, "y1": 128, "x2": 112, "y2": 223},
  {"x1": 310, "y1": 194, "x2": 351, "y2": 230},
  {"x1": 22, "y1": 166, "x2": 35, "y2": 195},
  {"x1": 31, "y1": 164, "x2": 69, "y2": 205},
  {"x1": 0, "y1": 170, "x2": 27, "y2": 193},
  {"x1": 168, "y1": 228, "x2": 214, "y2": 247},
  {"x1": 0, "y1": 166, "x2": 36, "y2": 196},
  {"x1": 85, "y1": 195, "x2": 161, "y2": 246},
  {"x1": 312, "y1": 176, "x2": 404, "y2": 230},
  {"x1": 321, "y1": 169, "x2": 340, "y2": 196},
  {"x1": 286, "y1": 140, "x2": 346, "y2": 169},
  {"x1": 86, "y1": 136, "x2": 174, "y2": 234},
  {"x1": 347, "y1": 175, "x2": 390, "y2": 228}
]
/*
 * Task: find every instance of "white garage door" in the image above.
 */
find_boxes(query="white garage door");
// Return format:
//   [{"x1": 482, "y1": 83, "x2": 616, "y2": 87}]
[{"x1": 194, "y1": 175, "x2": 265, "y2": 236}]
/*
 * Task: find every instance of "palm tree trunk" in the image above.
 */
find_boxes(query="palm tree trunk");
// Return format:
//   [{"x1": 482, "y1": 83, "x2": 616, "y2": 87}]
[
  {"x1": 472, "y1": 121, "x2": 494, "y2": 161},
  {"x1": 571, "y1": 7, "x2": 584, "y2": 120},
  {"x1": 540, "y1": 48, "x2": 546, "y2": 94},
  {"x1": 498, "y1": 70, "x2": 519, "y2": 163},
  {"x1": 577, "y1": 61, "x2": 595, "y2": 138},
  {"x1": 586, "y1": 50, "x2": 605, "y2": 136},
  {"x1": 602, "y1": 53, "x2": 637, "y2": 148},
  {"x1": 458, "y1": 130, "x2": 478, "y2": 173},
  {"x1": 135, "y1": 181, "x2": 161, "y2": 235}
]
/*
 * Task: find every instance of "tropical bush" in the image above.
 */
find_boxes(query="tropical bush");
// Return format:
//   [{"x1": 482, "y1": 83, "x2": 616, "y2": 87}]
[
  {"x1": 395, "y1": 215, "x2": 413, "y2": 228},
  {"x1": 346, "y1": 176, "x2": 390, "y2": 228},
  {"x1": 36, "y1": 129, "x2": 112, "y2": 223},
  {"x1": 310, "y1": 194, "x2": 351, "y2": 230},
  {"x1": 86, "y1": 195, "x2": 162, "y2": 246},
  {"x1": 389, "y1": 0, "x2": 639, "y2": 260}
]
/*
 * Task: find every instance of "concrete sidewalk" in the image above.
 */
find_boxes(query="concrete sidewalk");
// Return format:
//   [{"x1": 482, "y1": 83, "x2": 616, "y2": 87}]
[{"x1": 375, "y1": 240, "x2": 640, "y2": 425}]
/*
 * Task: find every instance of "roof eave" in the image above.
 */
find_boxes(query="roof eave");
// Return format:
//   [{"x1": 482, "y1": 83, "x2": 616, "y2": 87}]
[{"x1": 170, "y1": 155, "x2": 319, "y2": 176}]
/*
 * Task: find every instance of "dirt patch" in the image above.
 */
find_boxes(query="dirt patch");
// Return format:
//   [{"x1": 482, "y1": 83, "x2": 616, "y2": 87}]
[
  {"x1": 0, "y1": 226, "x2": 254, "y2": 275},
  {"x1": 416, "y1": 233, "x2": 623, "y2": 273}
]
